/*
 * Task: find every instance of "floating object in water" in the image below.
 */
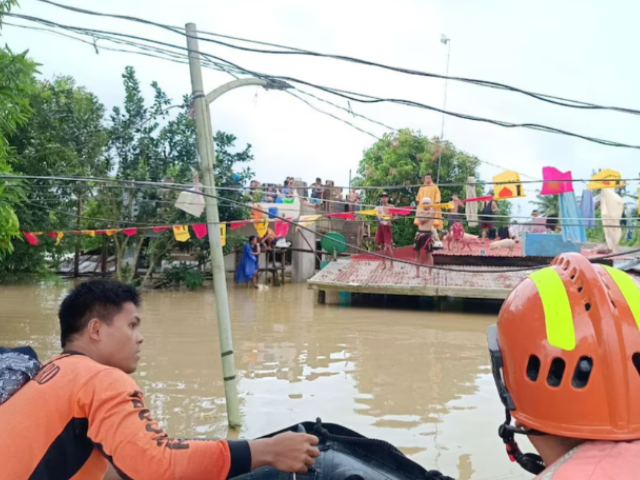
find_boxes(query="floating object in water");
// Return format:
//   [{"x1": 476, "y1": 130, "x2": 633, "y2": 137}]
[{"x1": 231, "y1": 418, "x2": 454, "y2": 480}]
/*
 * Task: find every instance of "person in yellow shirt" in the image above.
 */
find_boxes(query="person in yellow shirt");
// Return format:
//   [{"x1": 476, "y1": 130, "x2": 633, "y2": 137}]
[{"x1": 415, "y1": 173, "x2": 443, "y2": 230}]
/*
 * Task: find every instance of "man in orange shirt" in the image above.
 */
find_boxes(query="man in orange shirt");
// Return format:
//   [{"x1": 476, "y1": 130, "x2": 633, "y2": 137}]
[{"x1": 0, "y1": 280, "x2": 319, "y2": 480}]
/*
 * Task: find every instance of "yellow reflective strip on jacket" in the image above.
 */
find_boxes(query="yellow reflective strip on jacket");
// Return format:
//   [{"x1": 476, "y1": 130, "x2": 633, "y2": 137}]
[
  {"x1": 602, "y1": 265, "x2": 640, "y2": 334},
  {"x1": 528, "y1": 268, "x2": 576, "y2": 351}
]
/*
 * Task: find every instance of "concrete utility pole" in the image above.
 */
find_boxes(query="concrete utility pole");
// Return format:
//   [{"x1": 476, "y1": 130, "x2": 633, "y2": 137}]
[
  {"x1": 436, "y1": 34, "x2": 451, "y2": 185},
  {"x1": 185, "y1": 23, "x2": 291, "y2": 428}
]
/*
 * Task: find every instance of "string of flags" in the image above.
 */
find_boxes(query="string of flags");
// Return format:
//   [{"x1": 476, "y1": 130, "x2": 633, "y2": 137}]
[{"x1": 21, "y1": 168, "x2": 638, "y2": 247}]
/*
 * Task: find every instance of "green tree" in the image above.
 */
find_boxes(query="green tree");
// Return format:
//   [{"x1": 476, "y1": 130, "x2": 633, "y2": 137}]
[
  {"x1": 96, "y1": 67, "x2": 254, "y2": 284},
  {"x1": 2, "y1": 75, "x2": 108, "y2": 276},
  {"x1": 530, "y1": 193, "x2": 559, "y2": 217},
  {"x1": 0, "y1": 44, "x2": 38, "y2": 259},
  {"x1": 354, "y1": 129, "x2": 485, "y2": 246}
]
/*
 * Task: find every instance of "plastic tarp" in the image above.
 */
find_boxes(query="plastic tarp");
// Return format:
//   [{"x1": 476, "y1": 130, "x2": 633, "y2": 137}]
[
  {"x1": 235, "y1": 243, "x2": 259, "y2": 283},
  {"x1": 559, "y1": 191, "x2": 586, "y2": 243},
  {"x1": 465, "y1": 177, "x2": 478, "y2": 227}
]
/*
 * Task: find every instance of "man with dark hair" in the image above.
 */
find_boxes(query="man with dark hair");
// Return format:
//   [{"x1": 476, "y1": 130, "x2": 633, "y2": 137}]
[{"x1": 0, "y1": 279, "x2": 319, "y2": 480}]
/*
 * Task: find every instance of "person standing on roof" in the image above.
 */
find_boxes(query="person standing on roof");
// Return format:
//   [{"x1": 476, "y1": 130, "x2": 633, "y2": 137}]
[
  {"x1": 414, "y1": 197, "x2": 435, "y2": 279},
  {"x1": 0, "y1": 280, "x2": 320, "y2": 480},
  {"x1": 375, "y1": 192, "x2": 395, "y2": 270},
  {"x1": 416, "y1": 173, "x2": 443, "y2": 230},
  {"x1": 487, "y1": 252, "x2": 640, "y2": 479}
]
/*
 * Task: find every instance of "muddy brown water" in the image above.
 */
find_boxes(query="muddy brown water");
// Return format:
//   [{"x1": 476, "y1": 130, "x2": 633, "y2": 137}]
[{"x1": 0, "y1": 283, "x2": 532, "y2": 479}]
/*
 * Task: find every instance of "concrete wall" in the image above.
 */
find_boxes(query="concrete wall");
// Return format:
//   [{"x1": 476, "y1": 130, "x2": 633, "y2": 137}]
[
  {"x1": 292, "y1": 221, "x2": 317, "y2": 283},
  {"x1": 522, "y1": 232, "x2": 580, "y2": 257}
]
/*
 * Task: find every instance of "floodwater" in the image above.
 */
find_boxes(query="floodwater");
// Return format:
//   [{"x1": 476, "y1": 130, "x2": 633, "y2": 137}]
[{"x1": 0, "y1": 283, "x2": 533, "y2": 480}]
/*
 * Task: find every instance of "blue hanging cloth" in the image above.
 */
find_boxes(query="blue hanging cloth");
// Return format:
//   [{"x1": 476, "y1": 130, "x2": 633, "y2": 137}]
[
  {"x1": 235, "y1": 243, "x2": 259, "y2": 283},
  {"x1": 580, "y1": 190, "x2": 595, "y2": 229},
  {"x1": 560, "y1": 191, "x2": 586, "y2": 243}
]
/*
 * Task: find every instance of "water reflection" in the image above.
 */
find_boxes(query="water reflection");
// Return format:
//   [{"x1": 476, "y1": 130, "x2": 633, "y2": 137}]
[{"x1": 0, "y1": 283, "x2": 531, "y2": 479}]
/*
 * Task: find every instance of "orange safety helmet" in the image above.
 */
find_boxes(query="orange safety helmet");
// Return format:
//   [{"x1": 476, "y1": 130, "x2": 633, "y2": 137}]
[{"x1": 487, "y1": 252, "x2": 640, "y2": 474}]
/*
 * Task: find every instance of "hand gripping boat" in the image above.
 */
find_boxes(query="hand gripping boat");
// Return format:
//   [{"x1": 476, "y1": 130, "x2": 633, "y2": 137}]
[{"x1": 232, "y1": 419, "x2": 454, "y2": 480}]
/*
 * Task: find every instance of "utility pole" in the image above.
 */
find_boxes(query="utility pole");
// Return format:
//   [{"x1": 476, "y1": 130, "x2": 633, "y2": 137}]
[
  {"x1": 436, "y1": 35, "x2": 451, "y2": 185},
  {"x1": 74, "y1": 196, "x2": 82, "y2": 277},
  {"x1": 185, "y1": 23, "x2": 241, "y2": 427}
]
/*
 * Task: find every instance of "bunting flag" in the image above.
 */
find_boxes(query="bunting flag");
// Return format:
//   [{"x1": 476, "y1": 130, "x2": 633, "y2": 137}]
[
  {"x1": 540, "y1": 167, "x2": 573, "y2": 195},
  {"x1": 83, "y1": 230, "x2": 96, "y2": 237},
  {"x1": 105, "y1": 230, "x2": 118, "y2": 236},
  {"x1": 587, "y1": 169, "x2": 625, "y2": 190},
  {"x1": 56, "y1": 231, "x2": 64, "y2": 245},
  {"x1": 274, "y1": 220, "x2": 291, "y2": 238},
  {"x1": 173, "y1": 225, "x2": 190, "y2": 242},
  {"x1": 153, "y1": 226, "x2": 171, "y2": 233},
  {"x1": 220, "y1": 224, "x2": 226, "y2": 247},
  {"x1": 47, "y1": 232, "x2": 56, "y2": 239},
  {"x1": 493, "y1": 171, "x2": 525, "y2": 199},
  {"x1": 23, "y1": 232, "x2": 39, "y2": 246},
  {"x1": 231, "y1": 220, "x2": 250, "y2": 230},
  {"x1": 325, "y1": 212, "x2": 356, "y2": 220},
  {"x1": 255, "y1": 219, "x2": 270, "y2": 238},
  {"x1": 389, "y1": 208, "x2": 412, "y2": 216},
  {"x1": 296, "y1": 215, "x2": 322, "y2": 231},
  {"x1": 461, "y1": 195, "x2": 493, "y2": 204},
  {"x1": 192, "y1": 223, "x2": 208, "y2": 239},
  {"x1": 356, "y1": 209, "x2": 378, "y2": 216},
  {"x1": 123, "y1": 228, "x2": 138, "y2": 237}
]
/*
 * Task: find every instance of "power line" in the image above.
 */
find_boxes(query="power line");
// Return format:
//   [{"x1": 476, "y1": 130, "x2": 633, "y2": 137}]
[
  {"x1": 7, "y1": 12, "x2": 640, "y2": 151},
  {"x1": 34, "y1": 0, "x2": 640, "y2": 117},
  {"x1": 3, "y1": 21, "x2": 538, "y2": 180},
  {"x1": 7, "y1": 174, "x2": 640, "y2": 272}
]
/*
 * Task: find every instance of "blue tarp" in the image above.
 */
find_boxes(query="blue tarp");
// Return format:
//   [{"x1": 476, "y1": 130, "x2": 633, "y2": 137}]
[
  {"x1": 580, "y1": 190, "x2": 595, "y2": 229},
  {"x1": 560, "y1": 191, "x2": 586, "y2": 243},
  {"x1": 235, "y1": 243, "x2": 259, "y2": 283}
]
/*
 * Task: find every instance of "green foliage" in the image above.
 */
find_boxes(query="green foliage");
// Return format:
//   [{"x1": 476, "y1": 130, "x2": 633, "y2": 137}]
[
  {"x1": 530, "y1": 192, "x2": 559, "y2": 217},
  {"x1": 93, "y1": 67, "x2": 255, "y2": 284},
  {"x1": 2, "y1": 74, "x2": 107, "y2": 273},
  {"x1": 0, "y1": 45, "x2": 38, "y2": 258},
  {"x1": 353, "y1": 129, "x2": 484, "y2": 246},
  {"x1": 163, "y1": 263, "x2": 204, "y2": 290},
  {"x1": 0, "y1": 59, "x2": 255, "y2": 283}
]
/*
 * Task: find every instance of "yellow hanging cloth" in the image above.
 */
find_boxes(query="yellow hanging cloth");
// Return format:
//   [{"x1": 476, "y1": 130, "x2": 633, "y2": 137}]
[
  {"x1": 220, "y1": 224, "x2": 226, "y2": 247},
  {"x1": 173, "y1": 225, "x2": 190, "y2": 242},
  {"x1": 255, "y1": 219, "x2": 270, "y2": 237}
]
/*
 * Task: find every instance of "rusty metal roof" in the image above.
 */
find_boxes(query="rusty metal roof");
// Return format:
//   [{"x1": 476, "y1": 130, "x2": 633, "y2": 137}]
[{"x1": 308, "y1": 259, "x2": 533, "y2": 300}]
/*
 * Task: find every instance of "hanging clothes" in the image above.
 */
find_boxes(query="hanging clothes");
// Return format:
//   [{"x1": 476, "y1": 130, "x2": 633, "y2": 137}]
[
  {"x1": 600, "y1": 188, "x2": 624, "y2": 253},
  {"x1": 465, "y1": 177, "x2": 478, "y2": 227},
  {"x1": 559, "y1": 191, "x2": 586, "y2": 243},
  {"x1": 580, "y1": 190, "x2": 595, "y2": 229}
]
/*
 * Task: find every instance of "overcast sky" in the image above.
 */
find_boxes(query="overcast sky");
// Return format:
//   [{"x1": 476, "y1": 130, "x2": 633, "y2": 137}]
[{"x1": 3, "y1": 0, "x2": 639, "y2": 217}]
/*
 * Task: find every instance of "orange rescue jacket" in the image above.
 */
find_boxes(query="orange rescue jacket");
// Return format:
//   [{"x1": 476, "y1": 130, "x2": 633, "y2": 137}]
[{"x1": 0, "y1": 352, "x2": 251, "y2": 480}]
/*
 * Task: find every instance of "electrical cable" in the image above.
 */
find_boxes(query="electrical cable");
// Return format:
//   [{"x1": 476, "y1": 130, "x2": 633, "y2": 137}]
[
  {"x1": 9, "y1": 176, "x2": 639, "y2": 223},
  {"x1": 6, "y1": 12, "x2": 640, "y2": 150},
  {"x1": 34, "y1": 0, "x2": 640, "y2": 117},
  {"x1": 8, "y1": 174, "x2": 640, "y2": 273}
]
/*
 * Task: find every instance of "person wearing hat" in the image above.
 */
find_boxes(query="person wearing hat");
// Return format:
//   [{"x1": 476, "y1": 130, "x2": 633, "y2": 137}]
[
  {"x1": 414, "y1": 197, "x2": 435, "y2": 278},
  {"x1": 487, "y1": 252, "x2": 640, "y2": 478},
  {"x1": 375, "y1": 192, "x2": 395, "y2": 269}
]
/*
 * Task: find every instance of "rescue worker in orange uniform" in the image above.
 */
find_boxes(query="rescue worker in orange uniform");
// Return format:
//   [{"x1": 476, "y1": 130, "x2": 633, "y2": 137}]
[
  {"x1": 0, "y1": 280, "x2": 320, "y2": 480},
  {"x1": 488, "y1": 252, "x2": 640, "y2": 478}
]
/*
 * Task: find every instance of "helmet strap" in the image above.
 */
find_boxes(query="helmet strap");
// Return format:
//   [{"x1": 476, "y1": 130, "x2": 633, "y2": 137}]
[{"x1": 498, "y1": 410, "x2": 546, "y2": 476}]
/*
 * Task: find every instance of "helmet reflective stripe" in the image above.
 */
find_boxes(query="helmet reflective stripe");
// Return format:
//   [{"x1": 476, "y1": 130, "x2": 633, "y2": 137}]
[
  {"x1": 528, "y1": 268, "x2": 576, "y2": 351},
  {"x1": 602, "y1": 265, "x2": 640, "y2": 333}
]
